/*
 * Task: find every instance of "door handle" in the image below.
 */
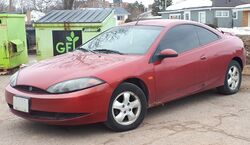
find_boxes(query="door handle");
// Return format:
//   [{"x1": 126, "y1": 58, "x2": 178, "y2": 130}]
[{"x1": 200, "y1": 55, "x2": 207, "y2": 60}]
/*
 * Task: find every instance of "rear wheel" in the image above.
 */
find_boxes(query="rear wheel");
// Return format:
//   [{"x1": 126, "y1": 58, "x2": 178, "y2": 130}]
[
  {"x1": 217, "y1": 60, "x2": 242, "y2": 95},
  {"x1": 105, "y1": 83, "x2": 147, "y2": 132}
]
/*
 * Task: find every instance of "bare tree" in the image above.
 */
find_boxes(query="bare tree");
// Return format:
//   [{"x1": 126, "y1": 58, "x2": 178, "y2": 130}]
[
  {"x1": 125, "y1": 1, "x2": 146, "y2": 20},
  {"x1": 1, "y1": 0, "x2": 17, "y2": 12},
  {"x1": 63, "y1": 0, "x2": 75, "y2": 10},
  {"x1": 18, "y1": 0, "x2": 62, "y2": 12},
  {"x1": 0, "y1": 0, "x2": 22, "y2": 12},
  {"x1": 0, "y1": 0, "x2": 62, "y2": 13},
  {"x1": 8, "y1": 0, "x2": 12, "y2": 11},
  {"x1": 31, "y1": 0, "x2": 55, "y2": 12},
  {"x1": 0, "y1": 0, "x2": 8, "y2": 11}
]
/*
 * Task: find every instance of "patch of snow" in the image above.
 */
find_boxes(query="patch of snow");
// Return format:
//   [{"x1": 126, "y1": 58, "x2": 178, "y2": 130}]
[
  {"x1": 166, "y1": 0, "x2": 212, "y2": 11},
  {"x1": 235, "y1": 4, "x2": 250, "y2": 9},
  {"x1": 31, "y1": 10, "x2": 45, "y2": 22},
  {"x1": 173, "y1": 0, "x2": 186, "y2": 4},
  {"x1": 218, "y1": 27, "x2": 250, "y2": 35}
]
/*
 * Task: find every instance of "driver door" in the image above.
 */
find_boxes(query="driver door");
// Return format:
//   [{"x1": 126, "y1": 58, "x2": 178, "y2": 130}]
[{"x1": 153, "y1": 24, "x2": 208, "y2": 103}]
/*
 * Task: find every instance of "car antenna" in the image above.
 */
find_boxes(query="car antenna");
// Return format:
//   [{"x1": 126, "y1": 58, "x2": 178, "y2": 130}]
[{"x1": 135, "y1": 11, "x2": 152, "y2": 25}]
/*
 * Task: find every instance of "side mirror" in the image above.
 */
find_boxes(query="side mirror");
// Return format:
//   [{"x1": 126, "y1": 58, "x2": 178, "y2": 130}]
[{"x1": 158, "y1": 49, "x2": 178, "y2": 59}]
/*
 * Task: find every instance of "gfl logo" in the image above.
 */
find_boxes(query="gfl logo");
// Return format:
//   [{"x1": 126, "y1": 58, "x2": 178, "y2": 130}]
[{"x1": 56, "y1": 32, "x2": 80, "y2": 53}]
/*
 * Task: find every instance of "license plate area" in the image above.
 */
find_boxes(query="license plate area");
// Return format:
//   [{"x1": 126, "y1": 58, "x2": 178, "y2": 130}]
[{"x1": 13, "y1": 96, "x2": 30, "y2": 113}]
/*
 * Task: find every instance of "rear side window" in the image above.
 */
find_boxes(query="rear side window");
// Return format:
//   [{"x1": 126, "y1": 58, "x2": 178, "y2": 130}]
[
  {"x1": 158, "y1": 25, "x2": 200, "y2": 54},
  {"x1": 195, "y1": 26, "x2": 220, "y2": 46}
]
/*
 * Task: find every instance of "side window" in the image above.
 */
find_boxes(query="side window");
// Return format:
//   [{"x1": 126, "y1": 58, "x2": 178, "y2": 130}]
[
  {"x1": 195, "y1": 26, "x2": 220, "y2": 46},
  {"x1": 158, "y1": 25, "x2": 200, "y2": 54}
]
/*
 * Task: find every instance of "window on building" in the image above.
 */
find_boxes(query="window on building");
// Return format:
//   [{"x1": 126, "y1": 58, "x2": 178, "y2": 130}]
[
  {"x1": 117, "y1": 16, "x2": 124, "y2": 20},
  {"x1": 198, "y1": 12, "x2": 206, "y2": 23},
  {"x1": 184, "y1": 12, "x2": 191, "y2": 20},
  {"x1": 232, "y1": 10, "x2": 238, "y2": 19},
  {"x1": 215, "y1": 11, "x2": 230, "y2": 18},
  {"x1": 169, "y1": 14, "x2": 181, "y2": 19}
]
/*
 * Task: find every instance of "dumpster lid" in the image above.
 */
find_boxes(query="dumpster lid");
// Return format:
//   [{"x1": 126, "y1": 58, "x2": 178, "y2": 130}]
[
  {"x1": 35, "y1": 8, "x2": 113, "y2": 24},
  {"x1": 0, "y1": 13, "x2": 26, "y2": 18}
]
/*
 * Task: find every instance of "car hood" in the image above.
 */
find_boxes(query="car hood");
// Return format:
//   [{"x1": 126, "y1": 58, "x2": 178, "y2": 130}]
[{"x1": 17, "y1": 50, "x2": 141, "y2": 89}]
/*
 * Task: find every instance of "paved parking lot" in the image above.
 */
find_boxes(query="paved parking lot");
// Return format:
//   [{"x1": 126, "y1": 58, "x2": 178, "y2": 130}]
[{"x1": 0, "y1": 74, "x2": 250, "y2": 145}]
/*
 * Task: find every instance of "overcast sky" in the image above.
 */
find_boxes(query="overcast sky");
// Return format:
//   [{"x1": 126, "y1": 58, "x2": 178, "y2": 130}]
[{"x1": 107, "y1": 0, "x2": 181, "y2": 7}]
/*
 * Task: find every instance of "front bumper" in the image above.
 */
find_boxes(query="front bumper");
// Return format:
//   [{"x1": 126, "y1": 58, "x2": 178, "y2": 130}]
[{"x1": 5, "y1": 84, "x2": 113, "y2": 125}]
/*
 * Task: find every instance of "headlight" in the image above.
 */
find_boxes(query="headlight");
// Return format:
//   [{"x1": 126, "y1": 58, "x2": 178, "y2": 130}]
[
  {"x1": 10, "y1": 71, "x2": 19, "y2": 87},
  {"x1": 47, "y1": 77, "x2": 105, "y2": 94}
]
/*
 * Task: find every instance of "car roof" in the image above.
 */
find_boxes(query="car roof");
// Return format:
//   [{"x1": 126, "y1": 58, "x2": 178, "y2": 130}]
[
  {"x1": 123, "y1": 19, "x2": 195, "y2": 27},
  {"x1": 123, "y1": 19, "x2": 220, "y2": 30},
  {"x1": 122, "y1": 19, "x2": 223, "y2": 37}
]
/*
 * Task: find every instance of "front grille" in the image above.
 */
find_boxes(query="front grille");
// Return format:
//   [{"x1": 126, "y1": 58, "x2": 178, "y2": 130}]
[
  {"x1": 9, "y1": 104, "x2": 87, "y2": 120},
  {"x1": 29, "y1": 110, "x2": 87, "y2": 120},
  {"x1": 14, "y1": 85, "x2": 48, "y2": 94}
]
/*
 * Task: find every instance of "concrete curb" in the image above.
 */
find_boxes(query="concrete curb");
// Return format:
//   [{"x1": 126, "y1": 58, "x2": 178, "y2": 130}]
[{"x1": 243, "y1": 65, "x2": 250, "y2": 76}]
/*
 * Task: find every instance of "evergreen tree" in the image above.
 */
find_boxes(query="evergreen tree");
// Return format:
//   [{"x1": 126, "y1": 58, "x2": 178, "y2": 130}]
[{"x1": 152, "y1": 0, "x2": 172, "y2": 16}]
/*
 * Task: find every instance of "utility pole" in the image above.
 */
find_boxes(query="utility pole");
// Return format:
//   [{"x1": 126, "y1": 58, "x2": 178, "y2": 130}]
[
  {"x1": 165, "y1": 0, "x2": 167, "y2": 10},
  {"x1": 21, "y1": 0, "x2": 24, "y2": 13}
]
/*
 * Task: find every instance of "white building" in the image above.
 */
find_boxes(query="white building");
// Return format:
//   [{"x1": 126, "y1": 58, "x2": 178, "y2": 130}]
[{"x1": 113, "y1": 7, "x2": 130, "y2": 25}]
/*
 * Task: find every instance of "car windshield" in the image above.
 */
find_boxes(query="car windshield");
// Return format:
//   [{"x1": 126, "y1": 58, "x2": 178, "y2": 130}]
[{"x1": 80, "y1": 26, "x2": 163, "y2": 55}]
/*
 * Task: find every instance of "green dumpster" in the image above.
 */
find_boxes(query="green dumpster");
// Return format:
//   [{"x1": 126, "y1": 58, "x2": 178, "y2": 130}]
[
  {"x1": 0, "y1": 14, "x2": 28, "y2": 70},
  {"x1": 34, "y1": 8, "x2": 116, "y2": 60}
]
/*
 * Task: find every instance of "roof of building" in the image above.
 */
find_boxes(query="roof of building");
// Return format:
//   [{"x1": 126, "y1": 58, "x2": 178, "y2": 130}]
[
  {"x1": 113, "y1": 7, "x2": 130, "y2": 16},
  {"x1": 0, "y1": 13, "x2": 25, "y2": 18},
  {"x1": 235, "y1": 4, "x2": 250, "y2": 9},
  {"x1": 35, "y1": 8, "x2": 113, "y2": 24},
  {"x1": 165, "y1": 0, "x2": 212, "y2": 11}
]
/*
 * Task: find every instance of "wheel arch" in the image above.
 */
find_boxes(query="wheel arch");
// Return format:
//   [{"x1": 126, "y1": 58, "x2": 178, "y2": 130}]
[
  {"x1": 121, "y1": 78, "x2": 149, "y2": 103},
  {"x1": 232, "y1": 57, "x2": 243, "y2": 71}
]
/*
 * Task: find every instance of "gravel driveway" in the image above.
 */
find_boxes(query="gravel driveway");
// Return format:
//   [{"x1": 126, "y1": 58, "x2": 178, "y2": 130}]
[{"x1": 0, "y1": 75, "x2": 250, "y2": 145}]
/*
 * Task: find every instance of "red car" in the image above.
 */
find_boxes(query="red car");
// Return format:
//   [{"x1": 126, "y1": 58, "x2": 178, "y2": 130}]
[{"x1": 5, "y1": 20, "x2": 246, "y2": 132}]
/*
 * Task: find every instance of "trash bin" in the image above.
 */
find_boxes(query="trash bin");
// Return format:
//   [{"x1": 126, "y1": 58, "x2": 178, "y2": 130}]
[
  {"x1": 0, "y1": 14, "x2": 28, "y2": 70},
  {"x1": 34, "y1": 8, "x2": 116, "y2": 60}
]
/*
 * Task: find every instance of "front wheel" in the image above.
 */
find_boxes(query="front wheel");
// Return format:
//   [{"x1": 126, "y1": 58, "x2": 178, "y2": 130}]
[
  {"x1": 105, "y1": 83, "x2": 147, "y2": 132},
  {"x1": 217, "y1": 60, "x2": 242, "y2": 95}
]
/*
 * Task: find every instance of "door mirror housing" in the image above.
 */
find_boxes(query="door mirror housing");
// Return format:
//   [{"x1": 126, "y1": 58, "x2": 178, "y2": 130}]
[{"x1": 158, "y1": 49, "x2": 178, "y2": 59}]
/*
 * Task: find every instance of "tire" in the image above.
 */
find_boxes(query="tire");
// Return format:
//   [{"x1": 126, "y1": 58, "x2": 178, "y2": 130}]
[
  {"x1": 105, "y1": 82, "x2": 147, "y2": 132},
  {"x1": 217, "y1": 60, "x2": 242, "y2": 95}
]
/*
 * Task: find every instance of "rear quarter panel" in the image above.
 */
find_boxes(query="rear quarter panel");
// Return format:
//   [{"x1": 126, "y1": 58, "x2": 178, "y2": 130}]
[{"x1": 205, "y1": 34, "x2": 245, "y2": 88}]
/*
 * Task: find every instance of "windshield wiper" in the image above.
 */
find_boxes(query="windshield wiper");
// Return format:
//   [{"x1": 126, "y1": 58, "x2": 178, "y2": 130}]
[
  {"x1": 77, "y1": 48, "x2": 97, "y2": 54},
  {"x1": 93, "y1": 49, "x2": 124, "y2": 55}
]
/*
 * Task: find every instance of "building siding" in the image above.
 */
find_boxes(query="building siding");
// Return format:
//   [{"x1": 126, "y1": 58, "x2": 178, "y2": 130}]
[
  {"x1": 162, "y1": 12, "x2": 184, "y2": 19},
  {"x1": 190, "y1": 11, "x2": 198, "y2": 22},
  {"x1": 205, "y1": 10, "x2": 214, "y2": 24},
  {"x1": 162, "y1": 9, "x2": 234, "y2": 28},
  {"x1": 214, "y1": 9, "x2": 233, "y2": 28},
  {"x1": 161, "y1": 0, "x2": 250, "y2": 28},
  {"x1": 161, "y1": 13, "x2": 169, "y2": 19},
  {"x1": 233, "y1": 11, "x2": 243, "y2": 27}
]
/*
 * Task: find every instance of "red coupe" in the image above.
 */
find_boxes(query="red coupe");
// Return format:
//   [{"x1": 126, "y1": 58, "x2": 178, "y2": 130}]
[{"x1": 5, "y1": 20, "x2": 246, "y2": 131}]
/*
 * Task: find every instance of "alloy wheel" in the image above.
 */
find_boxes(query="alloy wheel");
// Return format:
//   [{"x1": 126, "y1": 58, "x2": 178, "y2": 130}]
[
  {"x1": 227, "y1": 65, "x2": 240, "y2": 91},
  {"x1": 111, "y1": 91, "x2": 141, "y2": 126}
]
